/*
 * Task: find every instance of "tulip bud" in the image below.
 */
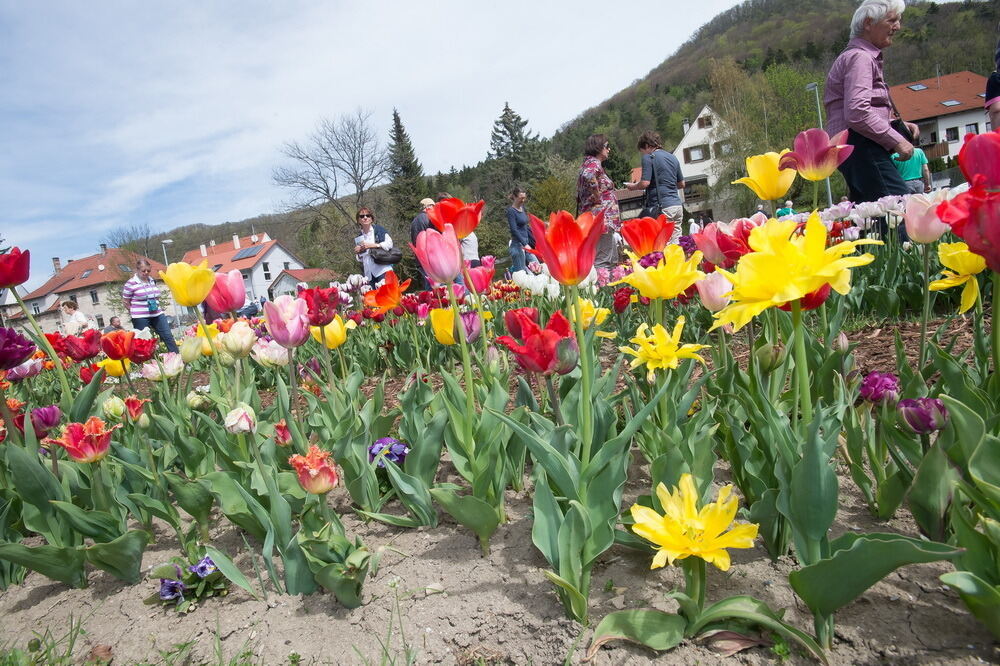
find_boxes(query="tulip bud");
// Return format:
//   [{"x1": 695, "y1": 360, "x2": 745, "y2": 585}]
[
  {"x1": 216, "y1": 347, "x2": 237, "y2": 368},
  {"x1": 186, "y1": 390, "x2": 212, "y2": 411},
  {"x1": 102, "y1": 396, "x2": 126, "y2": 421},
  {"x1": 859, "y1": 371, "x2": 901, "y2": 405},
  {"x1": 553, "y1": 337, "x2": 580, "y2": 375},
  {"x1": 180, "y1": 337, "x2": 203, "y2": 364},
  {"x1": 832, "y1": 332, "x2": 850, "y2": 354},
  {"x1": 753, "y1": 343, "x2": 785, "y2": 373},
  {"x1": 136, "y1": 413, "x2": 151, "y2": 430},
  {"x1": 897, "y1": 398, "x2": 949, "y2": 435},
  {"x1": 221, "y1": 321, "x2": 256, "y2": 357},
  {"x1": 224, "y1": 403, "x2": 256, "y2": 434}
]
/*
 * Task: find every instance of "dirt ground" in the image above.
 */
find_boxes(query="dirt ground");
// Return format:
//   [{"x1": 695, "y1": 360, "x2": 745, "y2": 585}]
[{"x1": 0, "y1": 317, "x2": 995, "y2": 665}]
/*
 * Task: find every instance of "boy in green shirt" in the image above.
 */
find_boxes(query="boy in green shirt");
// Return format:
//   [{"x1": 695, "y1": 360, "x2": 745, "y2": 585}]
[{"x1": 891, "y1": 146, "x2": 930, "y2": 194}]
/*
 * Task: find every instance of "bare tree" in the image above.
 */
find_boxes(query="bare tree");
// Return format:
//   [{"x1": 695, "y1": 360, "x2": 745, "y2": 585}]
[
  {"x1": 101, "y1": 222, "x2": 155, "y2": 258},
  {"x1": 273, "y1": 109, "x2": 389, "y2": 228}
]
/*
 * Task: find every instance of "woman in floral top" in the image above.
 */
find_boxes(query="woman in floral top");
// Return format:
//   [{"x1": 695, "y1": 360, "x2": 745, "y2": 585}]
[{"x1": 576, "y1": 134, "x2": 621, "y2": 269}]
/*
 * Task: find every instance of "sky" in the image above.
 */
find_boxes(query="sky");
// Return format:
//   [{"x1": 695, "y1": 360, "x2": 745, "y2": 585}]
[{"x1": 2, "y1": 0, "x2": 744, "y2": 290}]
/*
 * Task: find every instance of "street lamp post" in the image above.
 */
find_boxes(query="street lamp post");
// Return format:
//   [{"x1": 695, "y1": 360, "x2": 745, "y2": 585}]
[
  {"x1": 806, "y1": 82, "x2": 834, "y2": 208},
  {"x1": 160, "y1": 239, "x2": 182, "y2": 328}
]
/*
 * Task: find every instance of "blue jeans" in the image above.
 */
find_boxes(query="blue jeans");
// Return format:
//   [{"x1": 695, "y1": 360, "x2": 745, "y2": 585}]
[
  {"x1": 131, "y1": 314, "x2": 178, "y2": 353},
  {"x1": 509, "y1": 244, "x2": 527, "y2": 273}
]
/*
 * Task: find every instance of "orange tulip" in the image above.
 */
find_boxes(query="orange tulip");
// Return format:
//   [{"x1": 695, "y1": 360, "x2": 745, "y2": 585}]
[
  {"x1": 621, "y1": 215, "x2": 675, "y2": 256},
  {"x1": 527, "y1": 210, "x2": 605, "y2": 286},
  {"x1": 427, "y1": 198, "x2": 485, "y2": 239},
  {"x1": 101, "y1": 329, "x2": 135, "y2": 361},
  {"x1": 363, "y1": 271, "x2": 412, "y2": 315}
]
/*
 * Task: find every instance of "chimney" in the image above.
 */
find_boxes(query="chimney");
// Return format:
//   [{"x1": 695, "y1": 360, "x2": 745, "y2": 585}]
[
  {"x1": 99, "y1": 243, "x2": 107, "y2": 255},
  {"x1": 52, "y1": 257, "x2": 62, "y2": 273},
  {"x1": 232, "y1": 234, "x2": 241, "y2": 250},
  {"x1": 682, "y1": 118, "x2": 691, "y2": 134},
  {"x1": 200, "y1": 244, "x2": 208, "y2": 257}
]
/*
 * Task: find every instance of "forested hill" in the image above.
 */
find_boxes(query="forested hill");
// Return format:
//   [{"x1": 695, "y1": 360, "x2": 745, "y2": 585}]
[{"x1": 549, "y1": 0, "x2": 998, "y2": 159}]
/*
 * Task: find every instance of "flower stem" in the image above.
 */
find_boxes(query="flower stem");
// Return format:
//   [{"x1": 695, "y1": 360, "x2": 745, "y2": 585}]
[
  {"x1": 544, "y1": 375, "x2": 563, "y2": 426},
  {"x1": 12, "y1": 289, "x2": 72, "y2": 405},
  {"x1": 682, "y1": 557, "x2": 706, "y2": 617},
  {"x1": 919, "y1": 243, "x2": 931, "y2": 374},
  {"x1": 571, "y1": 285, "x2": 594, "y2": 465},
  {"x1": 0, "y1": 381, "x2": 23, "y2": 447},
  {"x1": 993, "y1": 273, "x2": 1000, "y2": 378},
  {"x1": 195, "y1": 309, "x2": 227, "y2": 405},
  {"x1": 812, "y1": 180, "x2": 819, "y2": 211},
  {"x1": 791, "y1": 300, "x2": 813, "y2": 428},
  {"x1": 447, "y1": 283, "x2": 476, "y2": 450}
]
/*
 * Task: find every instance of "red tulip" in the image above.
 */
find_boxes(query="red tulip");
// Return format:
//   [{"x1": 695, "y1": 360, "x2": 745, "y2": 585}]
[
  {"x1": 299, "y1": 286, "x2": 340, "y2": 327},
  {"x1": 45, "y1": 332, "x2": 67, "y2": 356},
  {"x1": 411, "y1": 224, "x2": 463, "y2": 284},
  {"x1": 101, "y1": 330, "x2": 135, "y2": 360},
  {"x1": 957, "y1": 131, "x2": 1000, "y2": 189},
  {"x1": 129, "y1": 336, "x2": 158, "y2": 363},
  {"x1": 0, "y1": 247, "x2": 30, "y2": 289},
  {"x1": 363, "y1": 271, "x2": 412, "y2": 316},
  {"x1": 527, "y1": 210, "x2": 604, "y2": 286},
  {"x1": 204, "y1": 269, "x2": 246, "y2": 314},
  {"x1": 778, "y1": 283, "x2": 832, "y2": 311},
  {"x1": 79, "y1": 363, "x2": 101, "y2": 384},
  {"x1": 778, "y1": 128, "x2": 854, "y2": 181},
  {"x1": 938, "y1": 186, "x2": 1000, "y2": 273},
  {"x1": 496, "y1": 310, "x2": 578, "y2": 376},
  {"x1": 466, "y1": 256, "x2": 496, "y2": 295},
  {"x1": 45, "y1": 416, "x2": 120, "y2": 463},
  {"x1": 612, "y1": 286, "x2": 633, "y2": 313},
  {"x1": 124, "y1": 396, "x2": 150, "y2": 421},
  {"x1": 427, "y1": 198, "x2": 484, "y2": 240},
  {"x1": 621, "y1": 215, "x2": 675, "y2": 256},
  {"x1": 273, "y1": 419, "x2": 292, "y2": 447},
  {"x1": 62, "y1": 329, "x2": 102, "y2": 362},
  {"x1": 691, "y1": 223, "x2": 752, "y2": 269}
]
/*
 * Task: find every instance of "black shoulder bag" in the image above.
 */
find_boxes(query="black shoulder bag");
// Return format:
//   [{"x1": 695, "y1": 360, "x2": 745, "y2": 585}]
[
  {"x1": 638, "y1": 151, "x2": 661, "y2": 219},
  {"x1": 369, "y1": 225, "x2": 402, "y2": 265}
]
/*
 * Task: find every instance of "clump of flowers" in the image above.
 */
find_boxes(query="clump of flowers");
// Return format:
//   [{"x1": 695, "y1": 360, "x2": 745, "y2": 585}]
[
  {"x1": 368, "y1": 437, "x2": 410, "y2": 468},
  {"x1": 145, "y1": 555, "x2": 228, "y2": 614}
]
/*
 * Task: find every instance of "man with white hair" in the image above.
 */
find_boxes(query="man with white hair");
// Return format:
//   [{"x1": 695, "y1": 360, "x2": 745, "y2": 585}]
[{"x1": 825, "y1": 0, "x2": 919, "y2": 212}]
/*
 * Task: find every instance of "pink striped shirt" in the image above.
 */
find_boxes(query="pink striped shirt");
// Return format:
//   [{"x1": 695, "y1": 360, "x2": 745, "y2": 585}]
[
  {"x1": 122, "y1": 274, "x2": 163, "y2": 318},
  {"x1": 824, "y1": 38, "x2": 904, "y2": 151}
]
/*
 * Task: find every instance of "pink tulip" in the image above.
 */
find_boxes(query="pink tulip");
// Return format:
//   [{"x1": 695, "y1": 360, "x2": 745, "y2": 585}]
[
  {"x1": 695, "y1": 271, "x2": 732, "y2": 312},
  {"x1": 904, "y1": 191, "x2": 950, "y2": 244},
  {"x1": 466, "y1": 256, "x2": 496, "y2": 295},
  {"x1": 263, "y1": 295, "x2": 310, "y2": 348},
  {"x1": 411, "y1": 224, "x2": 462, "y2": 284},
  {"x1": 204, "y1": 269, "x2": 246, "y2": 314},
  {"x1": 415, "y1": 303, "x2": 430, "y2": 321},
  {"x1": 778, "y1": 129, "x2": 854, "y2": 182}
]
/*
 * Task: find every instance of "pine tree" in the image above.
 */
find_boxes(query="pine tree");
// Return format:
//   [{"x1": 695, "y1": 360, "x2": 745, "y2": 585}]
[
  {"x1": 488, "y1": 102, "x2": 544, "y2": 184},
  {"x1": 387, "y1": 109, "x2": 425, "y2": 222}
]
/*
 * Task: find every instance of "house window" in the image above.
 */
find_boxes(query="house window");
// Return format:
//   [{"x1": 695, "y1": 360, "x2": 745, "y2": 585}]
[
  {"x1": 907, "y1": 83, "x2": 928, "y2": 91},
  {"x1": 683, "y1": 177, "x2": 710, "y2": 203},
  {"x1": 241, "y1": 272, "x2": 250, "y2": 281},
  {"x1": 930, "y1": 131, "x2": 938, "y2": 143},
  {"x1": 945, "y1": 127, "x2": 959, "y2": 142},
  {"x1": 262, "y1": 262, "x2": 271, "y2": 281},
  {"x1": 283, "y1": 262, "x2": 290, "y2": 270},
  {"x1": 683, "y1": 144, "x2": 710, "y2": 163},
  {"x1": 90, "y1": 289, "x2": 99, "y2": 304},
  {"x1": 940, "y1": 100, "x2": 961, "y2": 107},
  {"x1": 69, "y1": 294, "x2": 77, "y2": 303},
  {"x1": 81, "y1": 269, "x2": 92, "y2": 279},
  {"x1": 697, "y1": 116, "x2": 713, "y2": 129},
  {"x1": 96, "y1": 315, "x2": 105, "y2": 328},
  {"x1": 965, "y1": 123, "x2": 979, "y2": 135},
  {"x1": 32, "y1": 302, "x2": 40, "y2": 315}
]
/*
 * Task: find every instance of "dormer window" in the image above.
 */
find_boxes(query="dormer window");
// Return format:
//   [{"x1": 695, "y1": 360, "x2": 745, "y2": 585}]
[
  {"x1": 941, "y1": 100, "x2": 961, "y2": 107},
  {"x1": 907, "y1": 83, "x2": 928, "y2": 91}
]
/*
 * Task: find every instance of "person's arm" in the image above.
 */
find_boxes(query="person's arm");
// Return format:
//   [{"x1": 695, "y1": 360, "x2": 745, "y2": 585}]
[
  {"x1": 378, "y1": 232, "x2": 392, "y2": 250},
  {"x1": 842, "y1": 52, "x2": 907, "y2": 155},
  {"x1": 121, "y1": 279, "x2": 133, "y2": 310},
  {"x1": 628, "y1": 154, "x2": 652, "y2": 190},
  {"x1": 922, "y1": 163, "x2": 932, "y2": 192},
  {"x1": 579, "y1": 162, "x2": 602, "y2": 206},
  {"x1": 989, "y1": 101, "x2": 1000, "y2": 134}
]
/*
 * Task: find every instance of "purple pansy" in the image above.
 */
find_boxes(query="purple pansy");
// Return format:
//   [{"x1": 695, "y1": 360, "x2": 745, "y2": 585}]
[{"x1": 368, "y1": 437, "x2": 410, "y2": 468}]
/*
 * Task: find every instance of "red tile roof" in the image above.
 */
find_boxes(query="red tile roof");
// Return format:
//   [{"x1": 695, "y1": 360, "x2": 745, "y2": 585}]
[
  {"x1": 280, "y1": 268, "x2": 339, "y2": 283},
  {"x1": 20, "y1": 248, "x2": 165, "y2": 301},
  {"x1": 180, "y1": 234, "x2": 280, "y2": 274},
  {"x1": 891, "y1": 71, "x2": 988, "y2": 122}
]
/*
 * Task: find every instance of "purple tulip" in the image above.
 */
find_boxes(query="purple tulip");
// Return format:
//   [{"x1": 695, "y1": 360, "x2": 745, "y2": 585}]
[
  {"x1": 188, "y1": 556, "x2": 217, "y2": 578},
  {"x1": 368, "y1": 437, "x2": 410, "y2": 468},
  {"x1": 898, "y1": 398, "x2": 949, "y2": 435},
  {"x1": 298, "y1": 357, "x2": 322, "y2": 381},
  {"x1": 859, "y1": 371, "x2": 901, "y2": 405},
  {"x1": 677, "y1": 235, "x2": 698, "y2": 258},
  {"x1": 29, "y1": 405, "x2": 61, "y2": 438},
  {"x1": 0, "y1": 327, "x2": 36, "y2": 370},
  {"x1": 6, "y1": 358, "x2": 43, "y2": 382},
  {"x1": 638, "y1": 251, "x2": 665, "y2": 268},
  {"x1": 460, "y1": 311, "x2": 482, "y2": 343}
]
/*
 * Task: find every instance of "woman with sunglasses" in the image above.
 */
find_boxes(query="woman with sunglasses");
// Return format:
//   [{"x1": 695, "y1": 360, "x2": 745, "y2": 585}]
[{"x1": 353, "y1": 207, "x2": 393, "y2": 287}]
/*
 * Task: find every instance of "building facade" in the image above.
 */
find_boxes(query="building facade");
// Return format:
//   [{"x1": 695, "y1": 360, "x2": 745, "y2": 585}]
[
  {"x1": 672, "y1": 105, "x2": 738, "y2": 222},
  {"x1": 180, "y1": 233, "x2": 304, "y2": 303},
  {"x1": 891, "y1": 71, "x2": 990, "y2": 161}
]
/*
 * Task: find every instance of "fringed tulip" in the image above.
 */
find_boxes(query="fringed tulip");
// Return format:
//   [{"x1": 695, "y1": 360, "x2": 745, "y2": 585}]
[
  {"x1": 620, "y1": 318, "x2": 709, "y2": 382},
  {"x1": 263, "y1": 295, "x2": 311, "y2": 348},
  {"x1": 778, "y1": 129, "x2": 854, "y2": 181},
  {"x1": 160, "y1": 261, "x2": 216, "y2": 307},
  {"x1": 0, "y1": 327, "x2": 36, "y2": 370},
  {"x1": 289, "y1": 444, "x2": 339, "y2": 494},
  {"x1": 45, "y1": 416, "x2": 119, "y2": 463},
  {"x1": 204, "y1": 269, "x2": 246, "y2": 314},
  {"x1": 621, "y1": 215, "x2": 675, "y2": 256},
  {"x1": 732, "y1": 150, "x2": 796, "y2": 201},
  {"x1": 527, "y1": 210, "x2": 604, "y2": 286},
  {"x1": 63, "y1": 328, "x2": 101, "y2": 362},
  {"x1": 427, "y1": 198, "x2": 485, "y2": 239},
  {"x1": 299, "y1": 286, "x2": 340, "y2": 327},
  {"x1": 129, "y1": 335, "x2": 158, "y2": 363},
  {"x1": 612, "y1": 245, "x2": 704, "y2": 300},
  {"x1": 496, "y1": 310, "x2": 578, "y2": 375},
  {"x1": 412, "y1": 224, "x2": 462, "y2": 284}
]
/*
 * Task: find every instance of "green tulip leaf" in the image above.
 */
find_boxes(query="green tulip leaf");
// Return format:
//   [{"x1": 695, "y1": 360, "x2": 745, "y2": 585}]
[
  {"x1": 203, "y1": 545, "x2": 259, "y2": 599},
  {"x1": 940, "y1": 571, "x2": 1000, "y2": 639},
  {"x1": 0, "y1": 543, "x2": 88, "y2": 588},
  {"x1": 586, "y1": 609, "x2": 686, "y2": 659},
  {"x1": 84, "y1": 529, "x2": 151, "y2": 584}
]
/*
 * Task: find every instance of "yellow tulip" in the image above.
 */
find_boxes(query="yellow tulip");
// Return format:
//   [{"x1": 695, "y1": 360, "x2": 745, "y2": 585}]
[
  {"x1": 571, "y1": 298, "x2": 615, "y2": 339},
  {"x1": 97, "y1": 357, "x2": 131, "y2": 378},
  {"x1": 732, "y1": 150, "x2": 796, "y2": 202},
  {"x1": 611, "y1": 245, "x2": 705, "y2": 300},
  {"x1": 311, "y1": 314, "x2": 355, "y2": 349},
  {"x1": 619, "y1": 317, "x2": 709, "y2": 382},
  {"x1": 711, "y1": 214, "x2": 881, "y2": 332},
  {"x1": 929, "y1": 242, "x2": 987, "y2": 314},
  {"x1": 630, "y1": 473, "x2": 758, "y2": 571},
  {"x1": 429, "y1": 308, "x2": 456, "y2": 345},
  {"x1": 159, "y1": 261, "x2": 216, "y2": 307}
]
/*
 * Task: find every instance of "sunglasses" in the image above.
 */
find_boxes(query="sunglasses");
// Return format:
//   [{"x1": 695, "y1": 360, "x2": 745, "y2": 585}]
[{"x1": 358, "y1": 214, "x2": 373, "y2": 219}]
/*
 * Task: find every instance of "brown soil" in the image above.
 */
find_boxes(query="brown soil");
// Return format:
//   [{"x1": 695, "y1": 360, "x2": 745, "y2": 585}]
[{"x1": 1, "y1": 321, "x2": 995, "y2": 664}]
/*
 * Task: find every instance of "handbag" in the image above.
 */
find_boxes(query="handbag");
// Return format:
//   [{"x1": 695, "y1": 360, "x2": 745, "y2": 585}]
[
  {"x1": 638, "y1": 151, "x2": 661, "y2": 219},
  {"x1": 369, "y1": 247, "x2": 402, "y2": 265},
  {"x1": 889, "y1": 97, "x2": 915, "y2": 145}
]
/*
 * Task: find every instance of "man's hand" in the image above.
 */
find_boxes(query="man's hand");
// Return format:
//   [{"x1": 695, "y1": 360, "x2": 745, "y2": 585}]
[
  {"x1": 904, "y1": 121, "x2": 920, "y2": 141},
  {"x1": 893, "y1": 140, "x2": 914, "y2": 161}
]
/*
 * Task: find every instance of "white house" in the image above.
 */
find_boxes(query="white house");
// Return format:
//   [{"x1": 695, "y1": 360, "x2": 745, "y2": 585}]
[
  {"x1": 671, "y1": 105, "x2": 737, "y2": 221},
  {"x1": 181, "y1": 233, "x2": 304, "y2": 303},
  {"x1": 268, "y1": 268, "x2": 340, "y2": 298},
  {"x1": 891, "y1": 71, "x2": 990, "y2": 162}
]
